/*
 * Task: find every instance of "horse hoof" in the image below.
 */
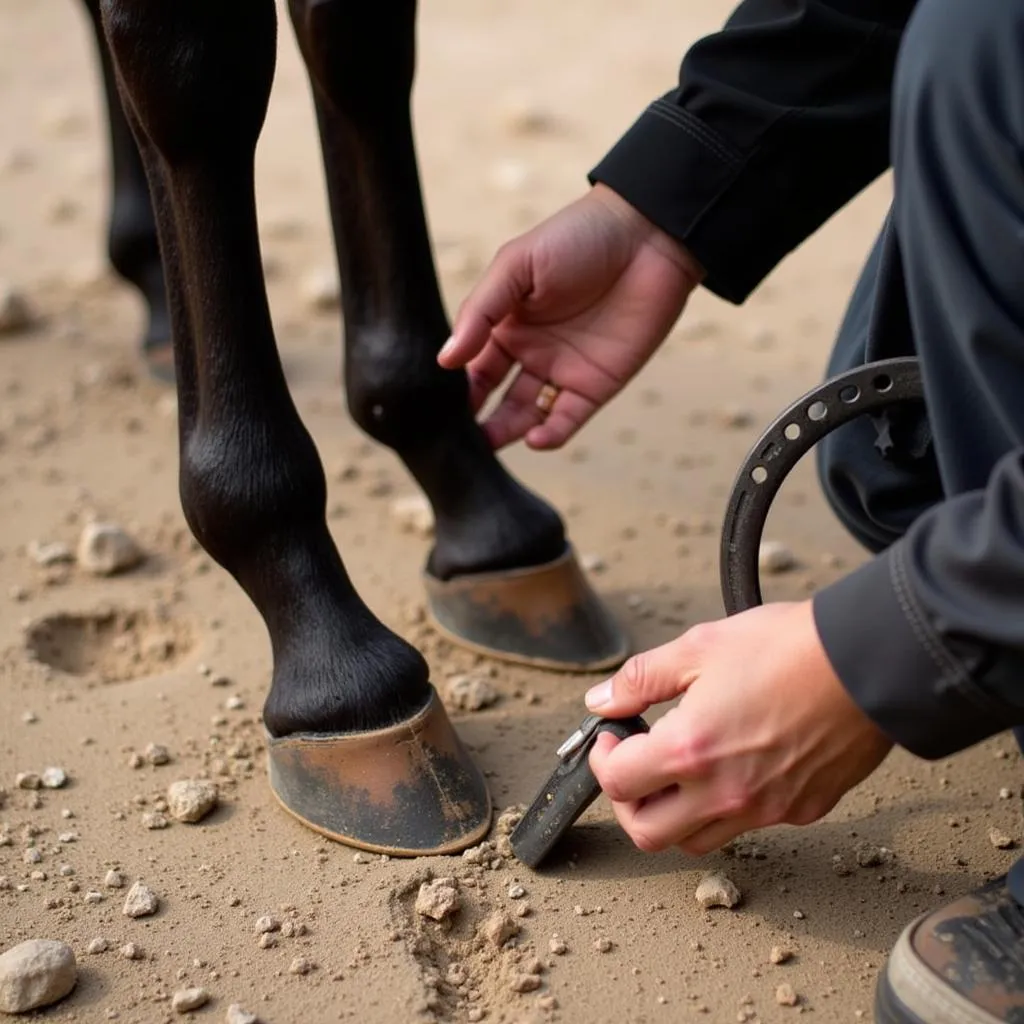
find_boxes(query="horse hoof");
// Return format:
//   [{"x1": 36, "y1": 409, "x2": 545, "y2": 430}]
[
  {"x1": 143, "y1": 341, "x2": 176, "y2": 386},
  {"x1": 265, "y1": 686, "x2": 492, "y2": 856},
  {"x1": 422, "y1": 544, "x2": 630, "y2": 672}
]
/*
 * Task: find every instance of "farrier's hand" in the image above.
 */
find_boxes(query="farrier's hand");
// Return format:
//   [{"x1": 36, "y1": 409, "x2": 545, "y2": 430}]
[
  {"x1": 586, "y1": 601, "x2": 894, "y2": 855},
  {"x1": 437, "y1": 184, "x2": 703, "y2": 450}
]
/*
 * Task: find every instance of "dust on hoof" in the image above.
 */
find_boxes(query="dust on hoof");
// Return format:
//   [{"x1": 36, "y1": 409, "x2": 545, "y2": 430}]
[
  {"x1": 423, "y1": 545, "x2": 629, "y2": 673},
  {"x1": 24, "y1": 606, "x2": 192, "y2": 682}
]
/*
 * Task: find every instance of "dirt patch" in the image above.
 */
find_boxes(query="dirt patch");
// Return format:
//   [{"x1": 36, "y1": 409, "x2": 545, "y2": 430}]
[{"x1": 23, "y1": 606, "x2": 192, "y2": 681}]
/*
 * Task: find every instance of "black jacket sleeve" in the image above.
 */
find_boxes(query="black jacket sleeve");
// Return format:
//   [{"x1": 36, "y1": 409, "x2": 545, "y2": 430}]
[{"x1": 589, "y1": 0, "x2": 918, "y2": 303}]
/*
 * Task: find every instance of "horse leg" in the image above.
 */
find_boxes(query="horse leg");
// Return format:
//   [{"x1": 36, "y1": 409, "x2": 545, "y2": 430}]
[
  {"x1": 287, "y1": 0, "x2": 628, "y2": 671},
  {"x1": 99, "y1": 0, "x2": 491, "y2": 855},
  {"x1": 78, "y1": 0, "x2": 172, "y2": 382}
]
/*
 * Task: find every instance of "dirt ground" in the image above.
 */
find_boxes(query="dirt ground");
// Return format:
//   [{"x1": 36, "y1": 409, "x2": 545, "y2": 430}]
[{"x1": 2, "y1": 2, "x2": 1022, "y2": 1022}]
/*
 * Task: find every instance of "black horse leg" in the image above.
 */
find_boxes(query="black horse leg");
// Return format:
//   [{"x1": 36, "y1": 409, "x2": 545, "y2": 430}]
[{"x1": 78, "y1": 0, "x2": 172, "y2": 380}]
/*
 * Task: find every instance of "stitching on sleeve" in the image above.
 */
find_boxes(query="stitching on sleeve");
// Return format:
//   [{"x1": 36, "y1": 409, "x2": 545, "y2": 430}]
[{"x1": 647, "y1": 101, "x2": 742, "y2": 167}]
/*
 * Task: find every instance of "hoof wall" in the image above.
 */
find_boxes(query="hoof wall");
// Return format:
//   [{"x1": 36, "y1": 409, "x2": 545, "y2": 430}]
[
  {"x1": 266, "y1": 687, "x2": 492, "y2": 857},
  {"x1": 423, "y1": 545, "x2": 630, "y2": 672}
]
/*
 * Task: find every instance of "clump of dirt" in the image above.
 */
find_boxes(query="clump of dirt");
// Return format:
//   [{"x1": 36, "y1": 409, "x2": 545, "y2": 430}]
[{"x1": 23, "y1": 606, "x2": 192, "y2": 681}]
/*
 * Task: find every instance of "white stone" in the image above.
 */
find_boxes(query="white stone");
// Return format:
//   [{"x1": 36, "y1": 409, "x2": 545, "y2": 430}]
[
  {"x1": 694, "y1": 872, "x2": 742, "y2": 909},
  {"x1": 301, "y1": 267, "x2": 339, "y2": 311},
  {"x1": 444, "y1": 674, "x2": 499, "y2": 712},
  {"x1": 758, "y1": 539, "x2": 795, "y2": 575},
  {"x1": 167, "y1": 779, "x2": 218, "y2": 823},
  {"x1": 415, "y1": 878, "x2": 460, "y2": 921},
  {"x1": 389, "y1": 494, "x2": 434, "y2": 537},
  {"x1": 0, "y1": 939, "x2": 77, "y2": 1013},
  {"x1": 172, "y1": 987, "x2": 210, "y2": 1013},
  {"x1": 41, "y1": 767, "x2": 67, "y2": 789},
  {"x1": 77, "y1": 522, "x2": 144, "y2": 576},
  {"x1": 122, "y1": 881, "x2": 159, "y2": 918},
  {"x1": 226, "y1": 1005, "x2": 258, "y2": 1024}
]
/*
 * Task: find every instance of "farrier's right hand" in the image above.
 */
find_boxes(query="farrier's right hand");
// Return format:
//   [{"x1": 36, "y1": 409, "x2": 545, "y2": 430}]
[{"x1": 438, "y1": 183, "x2": 704, "y2": 451}]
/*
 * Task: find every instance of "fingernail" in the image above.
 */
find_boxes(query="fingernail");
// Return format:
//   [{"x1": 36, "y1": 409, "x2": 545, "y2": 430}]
[
  {"x1": 585, "y1": 679, "x2": 613, "y2": 711},
  {"x1": 439, "y1": 335, "x2": 455, "y2": 358}
]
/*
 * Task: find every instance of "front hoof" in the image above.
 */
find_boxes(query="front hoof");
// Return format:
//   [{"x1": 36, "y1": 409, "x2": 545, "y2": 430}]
[
  {"x1": 422, "y1": 544, "x2": 630, "y2": 673},
  {"x1": 266, "y1": 686, "x2": 492, "y2": 856}
]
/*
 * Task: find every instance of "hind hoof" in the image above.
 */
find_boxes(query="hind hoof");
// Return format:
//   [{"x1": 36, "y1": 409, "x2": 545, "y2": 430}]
[
  {"x1": 266, "y1": 686, "x2": 492, "y2": 857},
  {"x1": 422, "y1": 544, "x2": 630, "y2": 673}
]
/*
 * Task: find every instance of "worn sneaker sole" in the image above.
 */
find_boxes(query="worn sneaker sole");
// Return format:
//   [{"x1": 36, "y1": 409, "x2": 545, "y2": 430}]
[{"x1": 875, "y1": 912, "x2": 1006, "y2": 1024}]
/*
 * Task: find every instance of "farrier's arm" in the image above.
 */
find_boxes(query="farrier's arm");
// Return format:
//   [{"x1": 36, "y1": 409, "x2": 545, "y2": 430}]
[{"x1": 590, "y1": 0, "x2": 918, "y2": 304}]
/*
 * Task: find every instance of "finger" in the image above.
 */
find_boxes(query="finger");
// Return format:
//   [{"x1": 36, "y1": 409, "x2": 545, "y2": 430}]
[
  {"x1": 589, "y1": 727, "x2": 685, "y2": 803},
  {"x1": 464, "y1": 344, "x2": 516, "y2": 413},
  {"x1": 523, "y1": 388, "x2": 599, "y2": 450},
  {"x1": 612, "y1": 782, "x2": 721, "y2": 853},
  {"x1": 439, "y1": 246, "x2": 530, "y2": 369},
  {"x1": 584, "y1": 628, "x2": 708, "y2": 717},
  {"x1": 478, "y1": 367, "x2": 552, "y2": 450},
  {"x1": 676, "y1": 817, "x2": 758, "y2": 857}
]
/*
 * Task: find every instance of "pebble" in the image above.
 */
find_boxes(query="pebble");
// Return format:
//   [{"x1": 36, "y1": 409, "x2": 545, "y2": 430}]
[
  {"x1": 254, "y1": 915, "x2": 281, "y2": 935},
  {"x1": 27, "y1": 541, "x2": 73, "y2": 567},
  {"x1": 444, "y1": 674, "x2": 499, "y2": 712},
  {"x1": 120, "y1": 943, "x2": 142, "y2": 960},
  {"x1": 171, "y1": 987, "x2": 210, "y2": 1013},
  {"x1": 77, "y1": 522, "x2": 144, "y2": 575},
  {"x1": 145, "y1": 743, "x2": 171, "y2": 766},
  {"x1": 509, "y1": 973, "x2": 541, "y2": 993},
  {"x1": 758, "y1": 540, "x2": 796, "y2": 574},
  {"x1": 548, "y1": 937, "x2": 567, "y2": 956},
  {"x1": 104, "y1": 869, "x2": 126, "y2": 889},
  {"x1": 122, "y1": 881, "x2": 159, "y2": 918},
  {"x1": 989, "y1": 827, "x2": 1017, "y2": 849},
  {"x1": 167, "y1": 779, "x2": 219, "y2": 823},
  {"x1": 41, "y1": 767, "x2": 67, "y2": 789},
  {"x1": 257, "y1": 934, "x2": 276, "y2": 950},
  {"x1": 226, "y1": 696, "x2": 245, "y2": 711},
  {"x1": 480, "y1": 911, "x2": 520, "y2": 948},
  {"x1": 23, "y1": 848, "x2": 42, "y2": 865},
  {"x1": 695, "y1": 872, "x2": 742, "y2": 909},
  {"x1": 0, "y1": 939, "x2": 77, "y2": 1013},
  {"x1": 1000, "y1": 787, "x2": 1014, "y2": 800},
  {"x1": 87, "y1": 938, "x2": 108, "y2": 955},
  {"x1": 0, "y1": 283, "x2": 33, "y2": 336},
  {"x1": 389, "y1": 495, "x2": 434, "y2": 537},
  {"x1": 508, "y1": 884, "x2": 526, "y2": 899},
  {"x1": 226, "y1": 1005, "x2": 258, "y2": 1024},
  {"x1": 775, "y1": 983, "x2": 799, "y2": 1007},
  {"x1": 289, "y1": 957, "x2": 314, "y2": 976},
  {"x1": 142, "y1": 811, "x2": 170, "y2": 830},
  {"x1": 301, "y1": 267, "x2": 340, "y2": 311},
  {"x1": 15, "y1": 772, "x2": 41, "y2": 790},
  {"x1": 594, "y1": 938, "x2": 613, "y2": 953},
  {"x1": 84, "y1": 891, "x2": 104, "y2": 904},
  {"x1": 581, "y1": 553, "x2": 606, "y2": 573},
  {"x1": 21, "y1": 711, "x2": 37, "y2": 725},
  {"x1": 770, "y1": 946, "x2": 794, "y2": 965},
  {"x1": 415, "y1": 878, "x2": 461, "y2": 921},
  {"x1": 855, "y1": 843, "x2": 887, "y2": 867}
]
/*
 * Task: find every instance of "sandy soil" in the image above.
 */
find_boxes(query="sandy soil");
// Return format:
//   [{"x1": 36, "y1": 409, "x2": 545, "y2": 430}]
[{"x1": 2, "y1": 1, "x2": 1022, "y2": 1022}]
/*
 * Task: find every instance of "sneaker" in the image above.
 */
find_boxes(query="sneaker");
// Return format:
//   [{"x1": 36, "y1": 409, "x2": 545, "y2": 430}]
[{"x1": 876, "y1": 874, "x2": 1024, "y2": 1023}]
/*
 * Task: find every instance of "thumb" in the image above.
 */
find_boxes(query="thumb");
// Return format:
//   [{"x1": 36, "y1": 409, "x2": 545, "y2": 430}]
[
  {"x1": 584, "y1": 633, "x2": 701, "y2": 717},
  {"x1": 438, "y1": 242, "x2": 533, "y2": 369}
]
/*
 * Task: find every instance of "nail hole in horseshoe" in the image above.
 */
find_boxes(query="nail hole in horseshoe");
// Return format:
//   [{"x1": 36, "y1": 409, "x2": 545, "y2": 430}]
[
  {"x1": 807, "y1": 401, "x2": 828, "y2": 422},
  {"x1": 873, "y1": 373, "x2": 893, "y2": 393},
  {"x1": 784, "y1": 422, "x2": 801, "y2": 440},
  {"x1": 839, "y1": 385, "x2": 860, "y2": 404},
  {"x1": 751, "y1": 466, "x2": 768, "y2": 484}
]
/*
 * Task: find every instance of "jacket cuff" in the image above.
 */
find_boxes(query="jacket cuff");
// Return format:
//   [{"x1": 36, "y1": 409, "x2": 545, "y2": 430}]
[
  {"x1": 812, "y1": 542, "x2": 1015, "y2": 760},
  {"x1": 589, "y1": 101, "x2": 783, "y2": 304}
]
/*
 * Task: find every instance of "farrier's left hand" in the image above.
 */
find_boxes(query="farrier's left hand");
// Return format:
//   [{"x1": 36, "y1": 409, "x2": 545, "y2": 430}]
[{"x1": 586, "y1": 600, "x2": 893, "y2": 856}]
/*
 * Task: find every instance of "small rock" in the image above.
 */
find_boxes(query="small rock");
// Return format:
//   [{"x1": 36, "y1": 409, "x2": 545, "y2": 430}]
[
  {"x1": 27, "y1": 541, "x2": 73, "y2": 567},
  {"x1": 86, "y1": 938, "x2": 108, "y2": 955},
  {"x1": 58, "y1": 832, "x2": 77, "y2": 844},
  {"x1": 0, "y1": 283, "x2": 33, "y2": 336},
  {"x1": 167, "y1": 779, "x2": 219, "y2": 823},
  {"x1": 758, "y1": 540, "x2": 795, "y2": 575},
  {"x1": 480, "y1": 911, "x2": 520, "y2": 948},
  {"x1": 15, "y1": 772, "x2": 41, "y2": 790},
  {"x1": 84, "y1": 891, "x2": 103, "y2": 904},
  {"x1": 0, "y1": 939, "x2": 77, "y2": 1013},
  {"x1": 257, "y1": 934, "x2": 276, "y2": 950},
  {"x1": 120, "y1": 943, "x2": 141, "y2": 960},
  {"x1": 444, "y1": 674, "x2": 499, "y2": 712},
  {"x1": 289, "y1": 956, "x2": 314, "y2": 976},
  {"x1": 496, "y1": 805, "x2": 526, "y2": 835},
  {"x1": 581, "y1": 553, "x2": 606, "y2": 573},
  {"x1": 695, "y1": 872, "x2": 742, "y2": 910},
  {"x1": 226, "y1": 1005, "x2": 258, "y2": 1024},
  {"x1": 770, "y1": 946, "x2": 794, "y2": 965},
  {"x1": 594, "y1": 938, "x2": 613, "y2": 953},
  {"x1": 352, "y1": 852, "x2": 369, "y2": 865},
  {"x1": 508, "y1": 884, "x2": 526, "y2": 900},
  {"x1": 41, "y1": 767, "x2": 67, "y2": 789},
  {"x1": 145, "y1": 743, "x2": 171, "y2": 766},
  {"x1": 77, "y1": 522, "x2": 144, "y2": 576},
  {"x1": 855, "y1": 843, "x2": 886, "y2": 867},
  {"x1": 509, "y1": 973, "x2": 541, "y2": 993},
  {"x1": 301, "y1": 267, "x2": 340, "y2": 311},
  {"x1": 990, "y1": 827, "x2": 1017, "y2": 849},
  {"x1": 104, "y1": 869, "x2": 125, "y2": 889},
  {"x1": 171, "y1": 986, "x2": 210, "y2": 1013},
  {"x1": 23, "y1": 848, "x2": 42, "y2": 865},
  {"x1": 415, "y1": 878, "x2": 460, "y2": 921},
  {"x1": 142, "y1": 811, "x2": 170, "y2": 830},
  {"x1": 775, "y1": 983, "x2": 799, "y2": 1007},
  {"x1": 20, "y1": 711, "x2": 37, "y2": 725},
  {"x1": 225, "y1": 696, "x2": 244, "y2": 711},
  {"x1": 548, "y1": 937, "x2": 567, "y2": 956},
  {"x1": 1000, "y1": 787, "x2": 1014, "y2": 800},
  {"x1": 389, "y1": 495, "x2": 434, "y2": 537},
  {"x1": 255, "y1": 915, "x2": 281, "y2": 935},
  {"x1": 122, "y1": 881, "x2": 159, "y2": 918}
]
